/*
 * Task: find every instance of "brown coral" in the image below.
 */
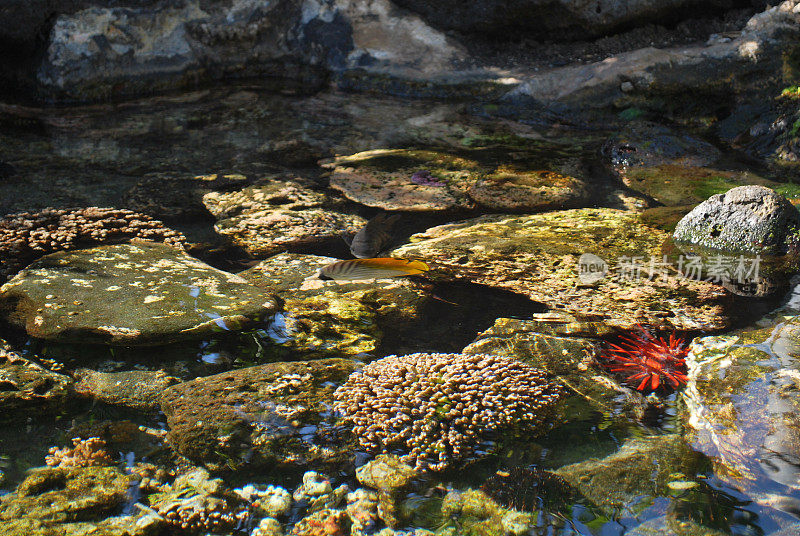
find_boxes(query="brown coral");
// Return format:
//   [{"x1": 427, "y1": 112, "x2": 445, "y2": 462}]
[
  {"x1": 0, "y1": 207, "x2": 186, "y2": 281},
  {"x1": 45, "y1": 437, "x2": 116, "y2": 468},
  {"x1": 333, "y1": 353, "x2": 563, "y2": 471}
]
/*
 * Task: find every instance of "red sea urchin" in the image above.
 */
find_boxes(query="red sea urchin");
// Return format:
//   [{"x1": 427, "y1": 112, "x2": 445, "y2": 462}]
[{"x1": 601, "y1": 326, "x2": 689, "y2": 392}]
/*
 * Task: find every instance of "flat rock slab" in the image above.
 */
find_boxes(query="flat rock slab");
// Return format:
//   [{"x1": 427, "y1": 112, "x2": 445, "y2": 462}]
[
  {"x1": 0, "y1": 242, "x2": 276, "y2": 345},
  {"x1": 202, "y1": 181, "x2": 328, "y2": 218},
  {"x1": 160, "y1": 358, "x2": 360, "y2": 472},
  {"x1": 393, "y1": 208, "x2": 732, "y2": 331},
  {"x1": 329, "y1": 148, "x2": 591, "y2": 212},
  {"x1": 212, "y1": 208, "x2": 366, "y2": 257}
]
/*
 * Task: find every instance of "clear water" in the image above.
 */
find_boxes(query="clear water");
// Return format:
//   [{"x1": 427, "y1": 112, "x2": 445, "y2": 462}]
[{"x1": 2, "y1": 83, "x2": 800, "y2": 535}]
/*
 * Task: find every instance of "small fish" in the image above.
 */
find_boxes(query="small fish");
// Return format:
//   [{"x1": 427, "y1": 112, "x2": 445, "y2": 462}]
[
  {"x1": 318, "y1": 258, "x2": 429, "y2": 281},
  {"x1": 347, "y1": 213, "x2": 402, "y2": 258}
]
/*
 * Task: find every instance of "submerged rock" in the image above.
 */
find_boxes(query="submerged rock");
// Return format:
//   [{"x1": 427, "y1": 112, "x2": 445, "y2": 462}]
[
  {"x1": 243, "y1": 253, "x2": 429, "y2": 358},
  {"x1": 212, "y1": 208, "x2": 365, "y2": 257},
  {"x1": 329, "y1": 150, "x2": 477, "y2": 212},
  {"x1": 555, "y1": 434, "x2": 706, "y2": 509},
  {"x1": 328, "y1": 148, "x2": 590, "y2": 213},
  {"x1": 160, "y1": 359, "x2": 359, "y2": 472},
  {"x1": 617, "y1": 165, "x2": 792, "y2": 207},
  {"x1": 0, "y1": 241, "x2": 277, "y2": 345},
  {"x1": 393, "y1": 208, "x2": 732, "y2": 331},
  {"x1": 0, "y1": 465, "x2": 157, "y2": 536},
  {"x1": 683, "y1": 318, "x2": 800, "y2": 496},
  {"x1": 604, "y1": 122, "x2": 721, "y2": 170},
  {"x1": 202, "y1": 180, "x2": 328, "y2": 218},
  {"x1": 0, "y1": 207, "x2": 186, "y2": 283},
  {"x1": 73, "y1": 369, "x2": 180, "y2": 411},
  {"x1": 0, "y1": 344, "x2": 72, "y2": 415},
  {"x1": 673, "y1": 185, "x2": 800, "y2": 254}
]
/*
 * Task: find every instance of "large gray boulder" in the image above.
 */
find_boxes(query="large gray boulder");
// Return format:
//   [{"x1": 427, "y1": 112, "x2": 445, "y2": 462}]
[{"x1": 672, "y1": 185, "x2": 800, "y2": 254}]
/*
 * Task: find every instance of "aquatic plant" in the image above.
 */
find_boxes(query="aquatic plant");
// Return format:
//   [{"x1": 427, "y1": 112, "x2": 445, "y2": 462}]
[
  {"x1": 0, "y1": 207, "x2": 186, "y2": 281},
  {"x1": 333, "y1": 352, "x2": 563, "y2": 471},
  {"x1": 600, "y1": 326, "x2": 689, "y2": 392},
  {"x1": 45, "y1": 437, "x2": 116, "y2": 468}
]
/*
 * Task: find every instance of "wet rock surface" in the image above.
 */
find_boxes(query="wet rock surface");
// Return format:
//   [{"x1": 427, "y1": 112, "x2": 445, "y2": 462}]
[
  {"x1": 673, "y1": 185, "x2": 800, "y2": 254},
  {"x1": 328, "y1": 147, "x2": 591, "y2": 213},
  {"x1": 0, "y1": 242, "x2": 277, "y2": 345},
  {"x1": 0, "y1": 207, "x2": 186, "y2": 283},
  {"x1": 160, "y1": 358, "x2": 360, "y2": 472},
  {"x1": 683, "y1": 317, "x2": 800, "y2": 498},
  {"x1": 243, "y1": 253, "x2": 429, "y2": 358},
  {"x1": 0, "y1": 344, "x2": 73, "y2": 414},
  {"x1": 393, "y1": 208, "x2": 733, "y2": 330},
  {"x1": 0, "y1": 465, "x2": 150, "y2": 536}
]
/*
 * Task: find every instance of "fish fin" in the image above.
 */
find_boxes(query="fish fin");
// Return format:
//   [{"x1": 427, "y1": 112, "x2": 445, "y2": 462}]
[{"x1": 341, "y1": 232, "x2": 353, "y2": 247}]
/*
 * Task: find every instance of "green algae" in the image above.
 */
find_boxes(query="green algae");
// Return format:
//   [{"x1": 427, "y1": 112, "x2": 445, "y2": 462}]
[
  {"x1": 0, "y1": 242, "x2": 277, "y2": 345},
  {"x1": 394, "y1": 208, "x2": 732, "y2": 331}
]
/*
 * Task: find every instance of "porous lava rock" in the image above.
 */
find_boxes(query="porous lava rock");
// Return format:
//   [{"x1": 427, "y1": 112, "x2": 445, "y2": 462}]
[{"x1": 673, "y1": 185, "x2": 800, "y2": 254}]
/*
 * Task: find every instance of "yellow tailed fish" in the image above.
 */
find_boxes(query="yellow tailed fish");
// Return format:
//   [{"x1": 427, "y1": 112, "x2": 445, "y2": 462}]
[{"x1": 318, "y1": 258, "x2": 429, "y2": 281}]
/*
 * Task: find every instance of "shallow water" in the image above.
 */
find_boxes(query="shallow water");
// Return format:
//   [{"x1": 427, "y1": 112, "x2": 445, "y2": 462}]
[{"x1": 2, "y1": 83, "x2": 800, "y2": 536}]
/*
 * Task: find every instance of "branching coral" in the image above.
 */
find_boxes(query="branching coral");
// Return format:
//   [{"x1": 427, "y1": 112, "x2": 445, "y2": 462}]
[
  {"x1": 0, "y1": 207, "x2": 186, "y2": 281},
  {"x1": 45, "y1": 437, "x2": 116, "y2": 468},
  {"x1": 333, "y1": 353, "x2": 563, "y2": 471}
]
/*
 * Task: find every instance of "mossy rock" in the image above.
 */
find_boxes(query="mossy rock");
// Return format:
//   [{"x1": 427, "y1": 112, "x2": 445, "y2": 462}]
[
  {"x1": 160, "y1": 359, "x2": 360, "y2": 473},
  {"x1": 0, "y1": 242, "x2": 277, "y2": 345},
  {"x1": 393, "y1": 208, "x2": 732, "y2": 331}
]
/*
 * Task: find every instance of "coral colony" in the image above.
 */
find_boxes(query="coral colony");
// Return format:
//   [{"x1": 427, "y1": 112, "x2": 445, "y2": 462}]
[
  {"x1": 0, "y1": 207, "x2": 185, "y2": 281},
  {"x1": 333, "y1": 352, "x2": 563, "y2": 471},
  {"x1": 600, "y1": 326, "x2": 689, "y2": 392}
]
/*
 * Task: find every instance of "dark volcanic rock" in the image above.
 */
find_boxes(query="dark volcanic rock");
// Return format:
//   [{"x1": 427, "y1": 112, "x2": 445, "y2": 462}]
[
  {"x1": 391, "y1": 0, "x2": 746, "y2": 39},
  {"x1": 160, "y1": 358, "x2": 360, "y2": 473},
  {"x1": 673, "y1": 185, "x2": 800, "y2": 254}
]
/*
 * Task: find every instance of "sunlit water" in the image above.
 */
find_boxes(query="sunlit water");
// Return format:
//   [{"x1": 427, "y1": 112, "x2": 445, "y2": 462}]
[{"x1": 1, "y1": 83, "x2": 800, "y2": 535}]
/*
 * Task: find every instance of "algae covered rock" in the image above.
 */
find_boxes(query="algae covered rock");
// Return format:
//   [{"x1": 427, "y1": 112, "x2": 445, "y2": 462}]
[
  {"x1": 683, "y1": 317, "x2": 800, "y2": 495},
  {"x1": 203, "y1": 177, "x2": 364, "y2": 258},
  {"x1": 73, "y1": 369, "x2": 181, "y2": 411},
  {"x1": 243, "y1": 253, "x2": 429, "y2": 358},
  {"x1": 213, "y1": 208, "x2": 366, "y2": 257},
  {"x1": 0, "y1": 345, "x2": 72, "y2": 415},
  {"x1": 160, "y1": 359, "x2": 360, "y2": 472},
  {"x1": 0, "y1": 241, "x2": 277, "y2": 345},
  {"x1": 329, "y1": 147, "x2": 590, "y2": 213},
  {"x1": 554, "y1": 434, "x2": 706, "y2": 509},
  {"x1": 393, "y1": 208, "x2": 731, "y2": 331},
  {"x1": 0, "y1": 465, "x2": 159, "y2": 536},
  {"x1": 673, "y1": 185, "x2": 800, "y2": 254}
]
